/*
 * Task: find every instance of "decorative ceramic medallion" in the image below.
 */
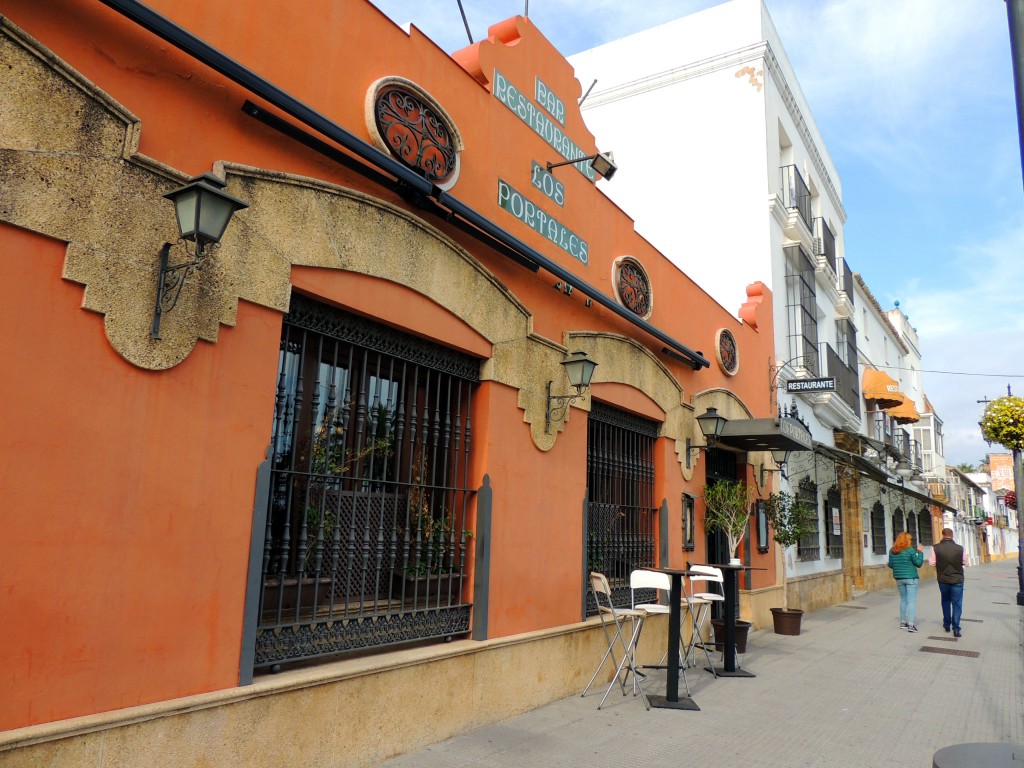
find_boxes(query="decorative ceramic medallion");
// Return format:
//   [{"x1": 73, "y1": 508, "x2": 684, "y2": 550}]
[
  {"x1": 366, "y1": 77, "x2": 462, "y2": 190},
  {"x1": 612, "y1": 256, "x2": 653, "y2": 319},
  {"x1": 715, "y1": 328, "x2": 739, "y2": 376}
]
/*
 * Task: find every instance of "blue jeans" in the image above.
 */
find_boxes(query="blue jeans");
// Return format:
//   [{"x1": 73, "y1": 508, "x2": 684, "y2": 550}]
[
  {"x1": 896, "y1": 579, "x2": 918, "y2": 625},
  {"x1": 939, "y1": 582, "x2": 964, "y2": 632}
]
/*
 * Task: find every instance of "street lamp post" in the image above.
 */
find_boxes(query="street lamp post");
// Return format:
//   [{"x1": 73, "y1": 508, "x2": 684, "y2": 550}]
[
  {"x1": 1009, "y1": 0, "x2": 1024, "y2": 195},
  {"x1": 1015, "y1": 449, "x2": 1024, "y2": 605}
]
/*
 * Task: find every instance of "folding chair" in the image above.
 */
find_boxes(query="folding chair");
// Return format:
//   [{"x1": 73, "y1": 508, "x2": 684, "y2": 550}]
[
  {"x1": 630, "y1": 569, "x2": 691, "y2": 697},
  {"x1": 582, "y1": 572, "x2": 651, "y2": 710},
  {"x1": 686, "y1": 565, "x2": 725, "y2": 675}
]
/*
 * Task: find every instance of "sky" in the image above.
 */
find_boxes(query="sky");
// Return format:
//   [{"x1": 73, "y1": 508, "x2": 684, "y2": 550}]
[{"x1": 368, "y1": 0, "x2": 1024, "y2": 467}]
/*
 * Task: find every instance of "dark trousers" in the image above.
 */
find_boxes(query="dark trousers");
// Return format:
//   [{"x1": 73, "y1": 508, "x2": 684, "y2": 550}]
[{"x1": 938, "y1": 581, "x2": 963, "y2": 631}]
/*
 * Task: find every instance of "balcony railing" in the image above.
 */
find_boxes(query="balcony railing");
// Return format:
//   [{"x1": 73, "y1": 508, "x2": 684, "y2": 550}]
[
  {"x1": 823, "y1": 342, "x2": 861, "y2": 416},
  {"x1": 909, "y1": 438, "x2": 923, "y2": 470},
  {"x1": 837, "y1": 257, "x2": 855, "y2": 305},
  {"x1": 892, "y1": 428, "x2": 912, "y2": 461},
  {"x1": 813, "y1": 217, "x2": 836, "y2": 273},
  {"x1": 870, "y1": 410, "x2": 893, "y2": 448},
  {"x1": 781, "y1": 165, "x2": 812, "y2": 230}
]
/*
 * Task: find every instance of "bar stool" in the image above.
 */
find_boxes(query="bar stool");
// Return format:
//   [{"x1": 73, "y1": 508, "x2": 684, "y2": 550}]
[
  {"x1": 686, "y1": 566, "x2": 725, "y2": 676},
  {"x1": 582, "y1": 572, "x2": 651, "y2": 710},
  {"x1": 630, "y1": 569, "x2": 691, "y2": 697}
]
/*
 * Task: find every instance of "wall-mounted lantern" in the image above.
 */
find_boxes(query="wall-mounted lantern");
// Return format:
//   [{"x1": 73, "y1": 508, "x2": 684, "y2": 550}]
[
  {"x1": 151, "y1": 173, "x2": 248, "y2": 339},
  {"x1": 545, "y1": 351, "x2": 598, "y2": 434}
]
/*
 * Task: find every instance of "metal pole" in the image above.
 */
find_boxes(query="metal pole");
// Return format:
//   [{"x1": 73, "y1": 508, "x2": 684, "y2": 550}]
[
  {"x1": 1014, "y1": 449, "x2": 1024, "y2": 605},
  {"x1": 1008, "y1": 0, "x2": 1024, "y2": 196}
]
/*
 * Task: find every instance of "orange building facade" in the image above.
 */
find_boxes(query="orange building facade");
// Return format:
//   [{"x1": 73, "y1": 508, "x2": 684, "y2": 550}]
[{"x1": 0, "y1": 0, "x2": 788, "y2": 756}]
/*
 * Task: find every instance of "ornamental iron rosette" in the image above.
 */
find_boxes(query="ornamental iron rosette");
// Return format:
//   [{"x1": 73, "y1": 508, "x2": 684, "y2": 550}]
[
  {"x1": 611, "y1": 256, "x2": 652, "y2": 319},
  {"x1": 366, "y1": 77, "x2": 463, "y2": 189},
  {"x1": 715, "y1": 328, "x2": 739, "y2": 376}
]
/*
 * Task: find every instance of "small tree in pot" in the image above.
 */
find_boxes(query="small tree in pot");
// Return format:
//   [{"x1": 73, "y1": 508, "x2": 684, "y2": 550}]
[
  {"x1": 764, "y1": 490, "x2": 816, "y2": 634},
  {"x1": 703, "y1": 479, "x2": 754, "y2": 563}
]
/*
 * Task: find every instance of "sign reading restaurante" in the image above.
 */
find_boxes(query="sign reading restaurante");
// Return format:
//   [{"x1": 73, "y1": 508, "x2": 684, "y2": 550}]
[{"x1": 786, "y1": 378, "x2": 836, "y2": 394}]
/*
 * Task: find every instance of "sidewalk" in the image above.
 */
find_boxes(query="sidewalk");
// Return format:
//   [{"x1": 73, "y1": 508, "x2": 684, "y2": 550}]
[{"x1": 375, "y1": 559, "x2": 1022, "y2": 768}]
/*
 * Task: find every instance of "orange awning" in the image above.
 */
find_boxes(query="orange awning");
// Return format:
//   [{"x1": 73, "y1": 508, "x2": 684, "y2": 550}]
[
  {"x1": 862, "y1": 369, "x2": 903, "y2": 409},
  {"x1": 887, "y1": 393, "x2": 920, "y2": 424}
]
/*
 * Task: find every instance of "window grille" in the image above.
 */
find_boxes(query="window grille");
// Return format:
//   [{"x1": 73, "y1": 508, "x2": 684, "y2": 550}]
[
  {"x1": 918, "y1": 509, "x2": 934, "y2": 545},
  {"x1": 824, "y1": 485, "x2": 843, "y2": 559},
  {"x1": 871, "y1": 502, "x2": 887, "y2": 554},
  {"x1": 905, "y1": 508, "x2": 918, "y2": 543},
  {"x1": 796, "y1": 477, "x2": 820, "y2": 561},
  {"x1": 585, "y1": 402, "x2": 659, "y2": 612},
  {"x1": 255, "y1": 295, "x2": 478, "y2": 668},
  {"x1": 892, "y1": 508, "x2": 905, "y2": 539},
  {"x1": 836, "y1": 318, "x2": 858, "y2": 371},
  {"x1": 785, "y1": 246, "x2": 819, "y2": 376}
]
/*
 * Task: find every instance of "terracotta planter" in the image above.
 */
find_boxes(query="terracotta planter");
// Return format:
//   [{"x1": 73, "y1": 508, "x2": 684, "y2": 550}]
[
  {"x1": 710, "y1": 618, "x2": 751, "y2": 654},
  {"x1": 770, "y1": 607, "x2": 804, "y2": 636}
]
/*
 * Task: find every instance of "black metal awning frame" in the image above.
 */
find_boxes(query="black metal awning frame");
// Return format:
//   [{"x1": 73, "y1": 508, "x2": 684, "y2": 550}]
[
  {"x1": 96, "y1": 0, "x2": 710, "y2": 370},
  {"x1": 813, "y1": 442, "x2": 955, "y2": 512}
]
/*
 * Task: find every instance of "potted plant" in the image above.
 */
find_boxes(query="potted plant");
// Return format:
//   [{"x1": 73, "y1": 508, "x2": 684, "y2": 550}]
[
  {"x1": 703, "y1": 479, "x2": 754, "y2": 564},
  {"x1": 702, "y1": 479, "x2": 755, "y2": 653},
  {"x1": 763, "y1": 490, "x2": 817, "y2": 635},
  {"x1": 393, "y1": 453, "x2": 473, "y2": 600}
]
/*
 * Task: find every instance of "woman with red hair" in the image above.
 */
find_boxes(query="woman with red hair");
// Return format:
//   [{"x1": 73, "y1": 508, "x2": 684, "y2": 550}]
[{"x1": 887, "y1": 531, "x2": 924, "y2": 632}]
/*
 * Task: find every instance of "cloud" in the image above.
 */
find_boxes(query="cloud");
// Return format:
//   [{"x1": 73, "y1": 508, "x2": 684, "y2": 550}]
[{"x1": 892, "y1": 221, "x2": 1024, "y2": 463}]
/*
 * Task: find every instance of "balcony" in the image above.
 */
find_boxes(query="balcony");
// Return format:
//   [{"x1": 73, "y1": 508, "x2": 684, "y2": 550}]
[
  {"x1": 834, "y1": 257, "x2": 855, "y2": 318},
  {"x1": 892, "y1": 428, "x2": 912, "y2": 461},
  {"x1": 781, "y1": 165, "x2": 812, "y2": 231},
  {"x1": 813, "y1": 217, "x2": 837, "y2": 274},
  {"x1": 909, "y1": 438, "x2": 923, "y2": 471},
  {"x1": 791, "y1": 343, "x2": 860, "y2": 430},
  {"x1": 870, "y1": 410, "x2": 894, "y2": 450}
]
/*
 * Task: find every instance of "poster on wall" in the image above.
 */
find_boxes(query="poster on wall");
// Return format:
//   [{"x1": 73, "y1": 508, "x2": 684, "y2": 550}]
[{"x1": 831, "y1": 507, "x2": 841, "y2": 536}]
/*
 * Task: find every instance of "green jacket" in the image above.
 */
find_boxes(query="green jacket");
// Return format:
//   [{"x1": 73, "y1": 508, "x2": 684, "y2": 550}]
[{"x1": 887, "y1": 546, "x2": 924, "y2": 580}]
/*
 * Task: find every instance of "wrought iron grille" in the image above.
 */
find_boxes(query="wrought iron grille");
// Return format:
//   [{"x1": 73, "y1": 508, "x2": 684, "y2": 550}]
[
  {"x1": 918, "y1": 509, "x2": 934, "y2": 545},
  {"x1": 256, "y1": 296, "x2": 478, "y2": 668},
  {"x1": 585, "y1": 402, "x2": 658, "y2": 612},
  {"x1": 781, "y1": 164, "x2": 812, "y2": 229},
  {"x1": 796, "y1": 476, "x2": 820, "y2": 561},
  {"x1": 892, "y1": 508, "x2": 905, "y2": 537},
  {"x1": 824, "y1": 486, "x2": 843, "y2": 559},
  {"x1": 785, "y1": 246, "x2": 819, "y2": 376},
  {"x1": 813, "y1": 216, "x2": 836, "y2": 273},
  {"x1": 905, "y1": 507, "x2": 918, "y2": 542},
  {"x1": 871, "y1": 502, "x2": 887, "y2": 554}
]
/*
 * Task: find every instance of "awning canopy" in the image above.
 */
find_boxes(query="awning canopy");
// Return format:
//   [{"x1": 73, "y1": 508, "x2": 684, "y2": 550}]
[
  {"x1": 862, "y1": 369, "x2": 903, "y2": 409},
  {"x1": 715, "y1": 416, "x2": 814, "y2": 453},
  {"x1": 887, "y1": 394, "x2": 920, "y2": 425}
]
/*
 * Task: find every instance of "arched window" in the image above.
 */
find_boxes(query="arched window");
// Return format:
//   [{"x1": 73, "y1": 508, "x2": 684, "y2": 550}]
[
  {"x1": 892, "y1": 508, "x2": 905, "y2": 539},
  {"x1": 918, "y1": 509, "x2": 934, "y2": 545},
  {"x1": 797, "y1": 477, "x2": 820, "y2": 561},
  {"x1": 870, "y1": 502, "x2": 887, "y2": 554},
  {"x1": 824, "y1": 485, "x2": 843, "y2": 559},
  {"x1": 905, "y1": 509, "x2": 918, "y2": 543}
]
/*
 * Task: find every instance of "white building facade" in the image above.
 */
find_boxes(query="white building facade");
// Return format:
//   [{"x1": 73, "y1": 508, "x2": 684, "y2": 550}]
[{"x1": 571, "y1": 0, "x2": 952, "y2": 605}]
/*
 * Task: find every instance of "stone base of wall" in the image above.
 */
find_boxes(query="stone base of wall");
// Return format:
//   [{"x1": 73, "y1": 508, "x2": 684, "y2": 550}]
[{"x1": 0, "y1": 615, "x2": 680, "y2": 768}]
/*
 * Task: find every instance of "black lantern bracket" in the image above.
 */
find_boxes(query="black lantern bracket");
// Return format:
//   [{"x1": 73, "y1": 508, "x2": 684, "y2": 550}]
[
  {"x1": 151, "y1": 239, "x2": 213, "y2": 339},
  {"x1": 760, "y1": 450, "x2": 790, "y2": 485},
  {"x1": 545, "y1": 351, "x2": 598, "y2": 434},
  {"x1": 546, "y1": 151, "x2": 617, "y2": 180}
]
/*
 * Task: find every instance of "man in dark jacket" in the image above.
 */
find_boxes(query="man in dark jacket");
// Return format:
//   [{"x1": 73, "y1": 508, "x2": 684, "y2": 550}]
[{"x1": 933, "y1": 528, "x2": 965, "y2": 637}]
